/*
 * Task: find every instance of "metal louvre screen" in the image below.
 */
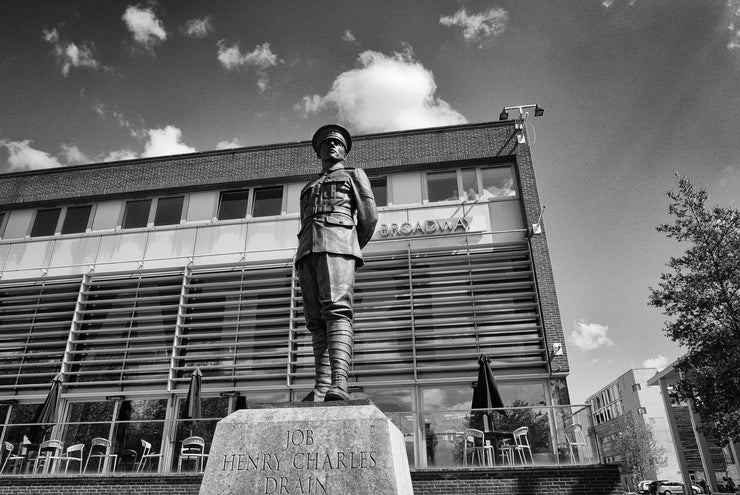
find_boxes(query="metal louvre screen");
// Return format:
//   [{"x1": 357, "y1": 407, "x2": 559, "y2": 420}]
[
  {"x1": 67, "y1": 271, "x2": 182, "y2": 393},
  {"x1": 413, "y1": 243, "x2": 545, "y2": 379},
  {"x1": 291, "y1": 241, "x2": 547, "y2": 388},
  {"x1": 0, "y1": 241, "x2": 546, "y2": 398},
  {"x1": 176, "y1": 263, "x2": 294, "y2": 391},
  {"x1": 0, "y1": 276, "x2": 80, "y2": 394}
]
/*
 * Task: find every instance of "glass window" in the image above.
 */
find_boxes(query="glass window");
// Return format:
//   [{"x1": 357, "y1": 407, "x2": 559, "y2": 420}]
[
  {"x1": 4, "y1": 403, "x2": 40, "y2": 446},
  {"x1": 122, "y1": 199, "x2": 152, "y2": 229},
  {"x1": 30, "y1": 208, "x2": 61, "y2": 237},
  {"x1": 252, "y1": 187, "x2": 283, "y2": 217},
  {"x1": 61, "y1": 205, "x2": 92, "y2": 234},
  {"x1": 154, "y1": 196, "x2": 184, "y2": 226},
  {"x1": 426, "y1": 170, "x2": 458, "y2": 203},
  {"x1": 218, "y1": 190, "x2": 249, "y2": 220},
  {"x1": 481, "y1": 166, "x2": 516, "y2": 199},
  {"x1": 113, "y1": 398, "x2": 167, "y2": 471},
  {"x1": 62, "y1": 401, "x2": 116, "y2": 448},
  {"x1": 370, "y1": 177, "x2": 388, "y2": 207},
  {"x1": 461, "y1": 168, "x2": 479, "y2": 201}
]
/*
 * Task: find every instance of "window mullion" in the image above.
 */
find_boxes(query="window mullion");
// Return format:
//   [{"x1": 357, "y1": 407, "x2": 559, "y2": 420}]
[
  {"x1": 61, "y1": 274, "x2": 89, "y2": 381},
  {"x1": 168, "y1": 268, "x2": 190, "y2": 393}
]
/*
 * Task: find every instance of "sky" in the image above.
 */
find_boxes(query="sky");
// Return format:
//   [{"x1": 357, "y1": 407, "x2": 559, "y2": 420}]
[{"x1": 2, "y1": 0, "x2": 740, "y2": 403}]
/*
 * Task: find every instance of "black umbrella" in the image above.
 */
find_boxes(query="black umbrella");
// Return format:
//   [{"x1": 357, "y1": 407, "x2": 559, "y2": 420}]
[
  {"x1": 471, "y1": 354, "x2": 506, "y2": 431},
  {"x1": 182, "y1": 367, "x2": 202, "y2": 431},
  {"x1": 32, "y1": 373, "x2": 63, "y2": 441}
]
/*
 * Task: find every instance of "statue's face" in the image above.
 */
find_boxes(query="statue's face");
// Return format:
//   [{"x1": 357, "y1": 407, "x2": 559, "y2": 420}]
[{"x1": 318, "y1": 138, "x2": 346, "y2": 163}]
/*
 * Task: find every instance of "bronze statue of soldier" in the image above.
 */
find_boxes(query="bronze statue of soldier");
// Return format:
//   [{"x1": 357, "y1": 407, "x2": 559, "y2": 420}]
[{"x1": 296, "y1": 124, "x2": 378, "y2": 402}]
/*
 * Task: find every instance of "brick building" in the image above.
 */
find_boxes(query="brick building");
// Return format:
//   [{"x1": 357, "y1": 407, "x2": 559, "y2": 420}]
[{"x1": 0, "y1": 120, "x2": 583, "y2": 477}]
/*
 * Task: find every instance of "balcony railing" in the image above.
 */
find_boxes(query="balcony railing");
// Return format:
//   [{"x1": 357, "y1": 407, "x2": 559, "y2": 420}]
[{"x1": 0, "y1": 405, "x2": 597, "y2": 475}]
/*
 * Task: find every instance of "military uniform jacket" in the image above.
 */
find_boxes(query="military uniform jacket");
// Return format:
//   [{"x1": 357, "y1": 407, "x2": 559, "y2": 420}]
[{"x1": 296, "y1": 164, "x2": 378, "y2": 267}]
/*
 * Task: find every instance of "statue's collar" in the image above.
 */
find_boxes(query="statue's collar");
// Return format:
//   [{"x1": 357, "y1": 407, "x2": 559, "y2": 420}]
[{"x1": 321, "y1": 162, "x2": 345, "y2": 175}]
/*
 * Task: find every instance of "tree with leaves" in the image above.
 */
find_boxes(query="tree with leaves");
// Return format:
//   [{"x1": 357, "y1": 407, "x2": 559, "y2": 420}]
[
  {"x1": 611, "y1": 412, "x2": 667, "y2": 482},
  {"x1": 649, "y1": 174, "x2": 740, "y2": 444}
]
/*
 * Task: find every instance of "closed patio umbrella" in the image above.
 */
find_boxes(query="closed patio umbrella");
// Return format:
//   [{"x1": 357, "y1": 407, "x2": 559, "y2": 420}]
[
  {"x1": 32, "y1": 373, "x2": 63, "y2": 441},
  {"x1": 471, "y1": 354, "x2": 506, "y2": 431},
  {"x1": 182, "y1": 367, "x2": 202, "y2": 434}
]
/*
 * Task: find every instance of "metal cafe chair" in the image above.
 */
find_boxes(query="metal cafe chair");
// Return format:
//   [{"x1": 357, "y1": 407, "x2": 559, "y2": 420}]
[
  {"x1": 462, "y1": 429, "x2": 494, "y2": 467},
  {"x1": 135, "y1": 439, "x2": 162, "y2": 473},
  {"x1": 117, "y1": 448, "x2": 138, "y2": 472},
  {"x1": 60, "y1": 443, "x2": 85, "y2": 474},
  {"x1": 33, "y1": 439, "x2": 64, "y2": 474},
  {"x1": 564, "y1": 423, "x2": 591, "y2": 464},
  {"x1": 1, "y1": 442, "x2": 26, "y2": 474},
  {"x1": 84, "y1": 438, "x2": 117, "y2": 473},
  {"x1": 512, "y1": 426, "x2": 534, "y2": 465},
  {"x1": 498, "y1": 438, "x2": 514, "y2": 466},
  {"x1": 177, "y1": 436, "x2": 207, "y2": 472}
]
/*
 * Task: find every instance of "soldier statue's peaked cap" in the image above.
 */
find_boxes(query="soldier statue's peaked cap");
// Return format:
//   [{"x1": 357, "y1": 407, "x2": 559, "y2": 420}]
[{"x1": 311, "y1": 124, "x2": 352, "y2": 155}]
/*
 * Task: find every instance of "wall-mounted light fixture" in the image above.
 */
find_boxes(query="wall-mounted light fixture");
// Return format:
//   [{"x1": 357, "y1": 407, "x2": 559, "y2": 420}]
[
  {"x1": 499, "y1": 104, "x2": 545, "y2": 144},
  {"x1": 531, "y1": 205, "x2": 546, "y2": 236}
]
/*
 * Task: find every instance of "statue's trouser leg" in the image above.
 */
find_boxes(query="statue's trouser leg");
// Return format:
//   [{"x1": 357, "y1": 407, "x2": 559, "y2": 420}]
[
  {"x1": 297, "y1": 257, "x2": 330, "y2": 402},
  {"x1": 297, "y1": 253, "x2": 356, "y2": 402},
  {"x1": 321, "y1": 253, "x2": 355, "y2": 401},
  {"x1": 317, "y1": 253, "x2": 356, "y2": 401}
]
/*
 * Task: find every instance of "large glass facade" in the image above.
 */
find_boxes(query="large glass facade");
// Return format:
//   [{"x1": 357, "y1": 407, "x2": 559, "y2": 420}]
[{"x1": 0, "y1": 240, "x2": 550, "y2": 462}]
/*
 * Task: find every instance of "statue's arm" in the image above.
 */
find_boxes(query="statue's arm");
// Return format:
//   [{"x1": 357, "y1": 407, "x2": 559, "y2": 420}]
[{"x1": 352, "y1": 168, "x2": 378, "y2": 249}]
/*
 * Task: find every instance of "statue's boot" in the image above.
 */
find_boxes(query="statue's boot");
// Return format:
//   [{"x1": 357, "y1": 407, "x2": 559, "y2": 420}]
[
  {"x1": 301, "y1": 330, "x2": 331, "y2": 402},
  {"x1": 324, "y1": 320, "x2": 354, "y2": 401}
]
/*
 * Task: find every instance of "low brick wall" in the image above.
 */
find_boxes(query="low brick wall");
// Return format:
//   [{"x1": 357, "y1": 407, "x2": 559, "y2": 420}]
[
  {"x1": 412, "y1": 466, "x2": 623, "y2": 494},
  {"x1": 0, "y1": 465, "x2": 622, "y2": 495},
  {"x1": 0, "y1": 474, "x2": 202, "y2": 494}
]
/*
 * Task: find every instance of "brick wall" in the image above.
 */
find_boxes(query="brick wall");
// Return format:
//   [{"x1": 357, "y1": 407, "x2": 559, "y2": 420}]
[
  {"x1": 514, "y1": 130, "x2": 569, "y2": 376},
  {"x1": 0, "y1": 466, "x2": 622, "y2": 495},
  {"x1": 413, "y1": 466, "x2": 623, "y2": 495},
  {"x1": 0, "y1": 121, "x2": 521, "y2": 209}
]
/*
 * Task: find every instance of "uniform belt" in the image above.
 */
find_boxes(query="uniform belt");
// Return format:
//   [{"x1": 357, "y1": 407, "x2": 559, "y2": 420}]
[{"x1": 309, "y1": 207, "x2": 353, "y2": 218}]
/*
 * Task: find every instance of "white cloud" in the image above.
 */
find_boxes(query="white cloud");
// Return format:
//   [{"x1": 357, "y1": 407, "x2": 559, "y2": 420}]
[
  {"x1": 60, "y1": 144, "x2": 90, "y2": 165},
  {"x1": 0, "y1": 139, "x2": 62, "y2": 171},
  {"x1": 642, "y1": 355, "x2": 668, "y2": 370},
  {"x1": 92, "y1": 100, "x2": 145, "y2": 138},
  {"x1": 440, "y1": 7, "x2": 508, "y2": 47},
  {"x1": 297, "y1": 47, "x2": 466, "y2": 133},
  {"x1": 216, "y1": 41, "x2": 278, "y2": 70},
  {"x1": 142, "y1": 125, "x2": 196, "y2": 158},
  {"x1": 570, "y1": 320, "x2": 614, "y2": 351},
  {"x1": 42, "y1": 28, "x2": 100, "y2": 77},
  {"x1": 730, "y1": 2, "x2": 740, "y2": 52},
  {"x1": 216, "y1": 41, "x2": 279, "y2": 90},
  {"x1": 101, "y1": 149, "x2": 138, "y2": 162},
  {"x1": 122, "y1": 5, "x2": 167, "y2": 52},
  {"x1": 342, "y1": 30, "x2": 357, "y2": 44},
  {"x1": 216, "y1": 138, "x2": 244, "y2": 150},
  {"x1": 602, "y1": 0, "x2": 639, "y2": 7},
  {"x1": 43, "y1": 28, "x2": 60, "y2": 44},
  {"x1": 181, "y1": 16, "x2": 213, "y2": 39},
  {"x1": 295, "y1": 95, "x2": 323, "y2": 114}
]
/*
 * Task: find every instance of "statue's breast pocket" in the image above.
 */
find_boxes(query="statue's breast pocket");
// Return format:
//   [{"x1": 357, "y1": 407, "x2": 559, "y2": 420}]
[{"x1": 322, "y1": 177, "x2": 351, "y2": 204}]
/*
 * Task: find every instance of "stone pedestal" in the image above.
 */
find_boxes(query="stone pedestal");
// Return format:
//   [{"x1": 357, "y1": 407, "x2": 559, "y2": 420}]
[{"x1": 199, "y1": 399, "x2": 413, "y2": 495}]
